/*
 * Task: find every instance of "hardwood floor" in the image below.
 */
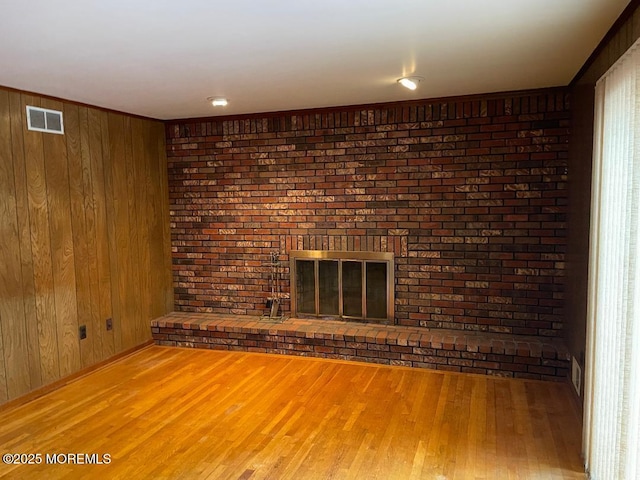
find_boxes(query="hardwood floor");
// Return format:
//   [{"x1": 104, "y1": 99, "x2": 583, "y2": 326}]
[{"x1": 0, "y1": 346, "x2": 584, "y2": 479}]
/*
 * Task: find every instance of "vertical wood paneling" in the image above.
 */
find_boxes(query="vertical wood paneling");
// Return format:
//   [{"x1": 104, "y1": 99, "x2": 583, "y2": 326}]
[
  {"x1": 88, "y1": 109, "x2": 114, "y2": 360},
  {"x1": 148, "y1": 122, "x2": 172, "y2": 317},
  {"x1": 156, "y1": 123, "x2": 174, "y2": 314},
  {"x1": 41, "y1": 98, "x2": 81, "y2": 378},
  {"x1": 64, "y1": 104, "x2": 94, "y2": 368},
  {"x1": 22, "y1": 95, "x2": 61, "y2": 385},
  {"x1": 0, "y1": 87, "x2": 172, "y2": 405},
  {"x1": 108, "y1": 113, "x2": 134, "y2": 350},
  {"x1": 0, "y1": 323, "x2": 6, "y2": 403},
  {"x1": 132, "y1": 118, "x2": 152, "y2": 343},
  {"x1": 124, "y1": 117, "x2": 144, "y2": 346},
  {"x1": 102, "y1": 112, "x2": 123, "y2": 354},
  {"x1": 77, "y1": 107, "x2": 104, "y2": 363},
  {"x1": 0, "y1": 91, "x2": 30, "y2": 399},
  {"x1": 8, "y1": 92, "x2": 41, "y2": 389}
]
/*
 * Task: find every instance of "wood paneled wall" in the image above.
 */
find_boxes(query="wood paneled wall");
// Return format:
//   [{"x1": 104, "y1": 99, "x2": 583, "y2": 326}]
[{"x1": 0, "y1": 88, "x2": 173, "y2": 404}]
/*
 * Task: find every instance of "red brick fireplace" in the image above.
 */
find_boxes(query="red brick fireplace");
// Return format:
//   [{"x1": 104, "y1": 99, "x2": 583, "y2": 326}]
[{"x1": 166, "y1": 88, "x2": 569, "y2": 339}]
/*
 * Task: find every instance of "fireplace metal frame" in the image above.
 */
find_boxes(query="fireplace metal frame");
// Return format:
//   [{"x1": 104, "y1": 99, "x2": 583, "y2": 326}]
[{"x1": 289, "y1": 250, "x2": 395, "y2": 324}]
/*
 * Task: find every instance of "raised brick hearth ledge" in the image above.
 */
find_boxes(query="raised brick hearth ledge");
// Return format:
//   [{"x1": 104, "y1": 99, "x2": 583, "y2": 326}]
[{"x1": 151, "y1": 312, "x2": 570, "y2": 381}]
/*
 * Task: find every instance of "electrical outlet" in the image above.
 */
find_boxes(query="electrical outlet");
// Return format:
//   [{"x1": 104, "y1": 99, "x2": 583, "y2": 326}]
[
  {"x1": 106, "y1": 318, "x2": 113, "y2": 331},
  {"x1": 79, "y1": 325, "x2": 87, "y2": 340},
  {"x1": 571, "y1": 356, "x2": 582, "y2": 395}
]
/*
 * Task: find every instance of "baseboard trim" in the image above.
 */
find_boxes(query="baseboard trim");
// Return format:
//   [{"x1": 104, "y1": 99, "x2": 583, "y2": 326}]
[{"x1": 0, "y1": 340, "x2": 154, "y2": 413}]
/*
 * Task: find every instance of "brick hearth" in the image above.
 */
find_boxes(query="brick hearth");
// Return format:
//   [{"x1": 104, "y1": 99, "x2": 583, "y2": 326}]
[{"x1": 151, "y1": 312, "x2": 570, "y2": 381}]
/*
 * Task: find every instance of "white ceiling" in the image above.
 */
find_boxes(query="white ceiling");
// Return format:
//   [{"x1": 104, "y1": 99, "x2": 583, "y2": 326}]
[{"x1": 0, "y1": 0, "x2": 630, "y2": 120}]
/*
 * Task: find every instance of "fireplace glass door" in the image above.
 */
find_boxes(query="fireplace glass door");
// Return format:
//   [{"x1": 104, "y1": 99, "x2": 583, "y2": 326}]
[
  {"x1": 295, "y1": 260, "x2": 315, "y2": 315},
  {"x1": 290, "y1": 251, "x2": 394, "y2": 324},
  {"x1": 342, "y1": 261, "x2": 362, "y2": 317},
  {"x1": 318, "y1": 260, "x2": 339, "y2": 315}
]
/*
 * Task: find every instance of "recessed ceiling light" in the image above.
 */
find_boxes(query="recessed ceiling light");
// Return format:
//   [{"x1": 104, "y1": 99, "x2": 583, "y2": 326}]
[
  {"x1": 208, "y1": 97, "x2": 228, "y2": 107},
  {"x1": 397, "y1": 77, "x2": 423, "y2": 90}
]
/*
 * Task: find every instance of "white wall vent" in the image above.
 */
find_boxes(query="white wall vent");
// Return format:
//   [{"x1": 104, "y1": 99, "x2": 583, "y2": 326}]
[
  {"x1": 571, "y1": 356, "x2": 582, "y2": 396},
  {"x1": 26, "y1": 106, "x2": 64, "y2": 135}
]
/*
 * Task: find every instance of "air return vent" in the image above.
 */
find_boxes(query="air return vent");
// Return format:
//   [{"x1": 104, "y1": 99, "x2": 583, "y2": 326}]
[{"x1": 26, "y1": 106, "x2": 64, "y2": 134}]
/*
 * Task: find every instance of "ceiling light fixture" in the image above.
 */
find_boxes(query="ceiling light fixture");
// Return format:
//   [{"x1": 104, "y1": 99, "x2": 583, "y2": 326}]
[
  {"x1": 208, "y1": 97, "x2": 228, "y2": 107},
  {"x1": 397, "y1": 76, "x2": 423, "y2": 90}
]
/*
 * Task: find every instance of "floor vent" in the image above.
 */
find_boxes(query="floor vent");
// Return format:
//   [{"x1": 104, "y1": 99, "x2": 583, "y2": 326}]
[{"x1": 26, "y1": 106, "x2": 64, "y2": 134}]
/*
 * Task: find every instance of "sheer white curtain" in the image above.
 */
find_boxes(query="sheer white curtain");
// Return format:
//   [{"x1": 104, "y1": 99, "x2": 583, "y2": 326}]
[{"x1": 584, "y1": 38, "x2": 640, "y2": 479}]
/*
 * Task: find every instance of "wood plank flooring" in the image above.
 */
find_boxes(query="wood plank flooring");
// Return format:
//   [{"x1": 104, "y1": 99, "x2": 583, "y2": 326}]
[{"x1": 0, "y1": 346, "x2": 585, "y2": 479}]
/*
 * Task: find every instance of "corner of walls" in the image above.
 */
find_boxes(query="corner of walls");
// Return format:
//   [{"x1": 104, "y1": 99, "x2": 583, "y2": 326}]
[{"x1": 566, "y1": 2, "x2": 640, "y2": 406}]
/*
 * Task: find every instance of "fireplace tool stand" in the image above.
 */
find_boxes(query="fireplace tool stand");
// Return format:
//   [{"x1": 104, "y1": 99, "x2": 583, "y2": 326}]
[{"x1": 261, "y1": 251, "x2": 288, "y2": 322}]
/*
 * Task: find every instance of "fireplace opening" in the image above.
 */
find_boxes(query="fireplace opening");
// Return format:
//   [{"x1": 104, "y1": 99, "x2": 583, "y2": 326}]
[{"x1": 290, "y1": 250, "x2": 394, "y2": 324}]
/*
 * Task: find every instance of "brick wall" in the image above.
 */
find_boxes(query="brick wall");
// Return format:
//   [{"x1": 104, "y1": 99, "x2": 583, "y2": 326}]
[{"x1": 166, "y1": 89, "x2": 569, "y2": 338}]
